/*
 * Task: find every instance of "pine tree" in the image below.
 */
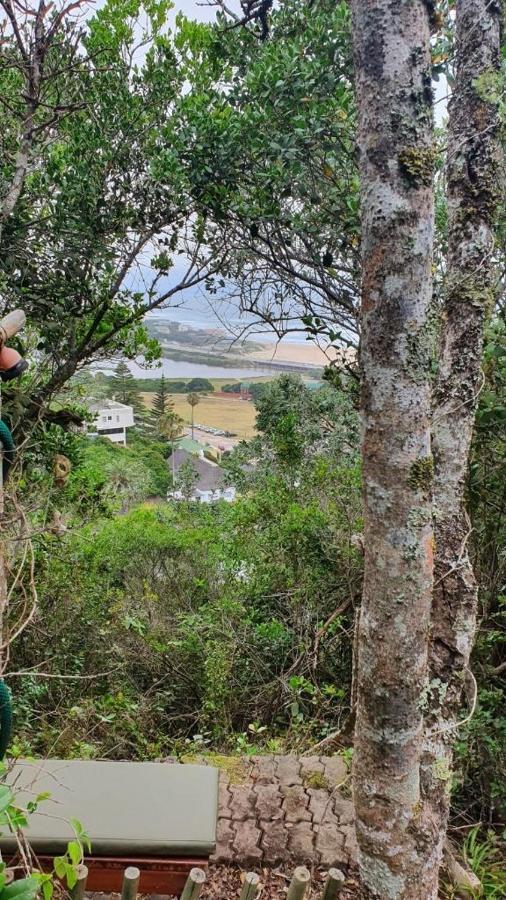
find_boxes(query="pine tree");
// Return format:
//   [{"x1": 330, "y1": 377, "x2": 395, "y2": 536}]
[
  {"x1": 153, "y1": 374, "x2": 172, "y2": 420},
  {"x1": 132, "y1": 395, "x2": 155, "y2": 436},
  {"x1": 111, "y1": 361, "x2": 151, "y2": 435},
  {"x1": 111, "y1": 361, "x2": 139, "y2": 407}
]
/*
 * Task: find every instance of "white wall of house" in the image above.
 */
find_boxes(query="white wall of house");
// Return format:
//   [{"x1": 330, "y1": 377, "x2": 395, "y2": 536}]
[
  {"x1": 194, "y1": 487, "x2": 236, "y2": 503},
  {"x1": 168, "y1": 486, "x2": 237, "y2": 504},
  {"x1": 90, "y1": 401, "x2": 134, "y2": 446}
]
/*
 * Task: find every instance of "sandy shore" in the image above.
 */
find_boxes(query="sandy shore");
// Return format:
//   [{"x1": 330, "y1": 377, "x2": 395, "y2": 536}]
[{"x1": 248, "y1": 339, "x2": 354, "y2": 367}]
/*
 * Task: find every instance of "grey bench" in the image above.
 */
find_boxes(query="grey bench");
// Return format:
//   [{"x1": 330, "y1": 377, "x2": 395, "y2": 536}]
[{"x1": 1, "y1": 759, "x2": 218, "y2": 895}]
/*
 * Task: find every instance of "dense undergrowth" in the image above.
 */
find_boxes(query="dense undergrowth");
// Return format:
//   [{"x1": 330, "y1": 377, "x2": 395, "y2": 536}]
[
  {"x1": 13, "y1": 457, "x2": 362, "y2": 758},
  {"x1": 6, "y1": 371, "x2": 506, "y2": 838}
]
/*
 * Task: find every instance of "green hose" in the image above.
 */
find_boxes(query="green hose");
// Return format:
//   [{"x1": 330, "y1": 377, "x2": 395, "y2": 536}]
[
  {"x1": 0, "y1": 680, "x2": 12, "y2": 759},
  {"x1": 0, "y1": 419, "x2": 14, "y2": 483}
]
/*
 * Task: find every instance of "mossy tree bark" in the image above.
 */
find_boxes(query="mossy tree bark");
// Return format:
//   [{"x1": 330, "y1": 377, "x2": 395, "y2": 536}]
[
  {"x1": 421, "y1": 0, "x2": 503, "y2": 880},
  {"x1": 349, "y1": 2, "x2": 436, "y2": 897}
]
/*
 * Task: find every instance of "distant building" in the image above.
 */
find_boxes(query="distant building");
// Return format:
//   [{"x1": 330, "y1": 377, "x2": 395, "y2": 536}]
[
  {"x1": 88, "y1": 399, "x2": 134, "y2": 446},
  {"x1": 215, "y1": 389, "x2": 252, "y2": 401},
  {"x1": 167, "y1": 448, "x2": 236, "y2": 503}
]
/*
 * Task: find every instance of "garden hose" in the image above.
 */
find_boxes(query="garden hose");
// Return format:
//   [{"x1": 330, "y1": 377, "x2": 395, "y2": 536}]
[
  {"x1": 0, "y1": 420, "x2": 14, "y2": 483},
  {"x1": 0, "y1": 680, "x2": 12, "y2": 759}
]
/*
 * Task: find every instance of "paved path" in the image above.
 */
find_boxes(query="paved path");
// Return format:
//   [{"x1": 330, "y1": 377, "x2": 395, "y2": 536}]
[
  {"x1": 190, "y1": 755, "x2": 358, "y2": 870},
  {"x1": 186, "y1": 427, "x2": 240, "y2": 452}
]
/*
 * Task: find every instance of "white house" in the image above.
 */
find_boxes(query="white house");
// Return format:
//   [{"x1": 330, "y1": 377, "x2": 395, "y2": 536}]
[
  {"x1": 88, "y1": 399, "x2": 134, "y2": 446},
  {"x1": 167, "y1": 449, "x2": 236, "y2": 503}
]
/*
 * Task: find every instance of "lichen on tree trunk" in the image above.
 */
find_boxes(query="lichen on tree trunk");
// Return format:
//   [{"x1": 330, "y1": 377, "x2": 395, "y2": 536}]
[
  {"x1": 420, "y1": 0, "x2": 503, "y2": 883},
  {"x1": 349, "y1": 2, "x2": 436, "y2": 896}
]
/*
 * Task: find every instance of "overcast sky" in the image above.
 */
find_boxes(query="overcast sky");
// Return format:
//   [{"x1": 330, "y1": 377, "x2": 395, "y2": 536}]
[{"x1": 169, "y1": 1, "x2": 216, "y2": 24}]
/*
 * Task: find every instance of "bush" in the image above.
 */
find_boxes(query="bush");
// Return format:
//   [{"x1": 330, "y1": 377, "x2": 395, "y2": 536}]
[
  {"x1": 62, "y1": 436, "x2": 170, "y2": 515},
  {"x1": 186, "y1": 378, "x2": 214, "y2": 393},
  {"x1": 12, "y1": 457, "x2": 362, "y2": 759}
]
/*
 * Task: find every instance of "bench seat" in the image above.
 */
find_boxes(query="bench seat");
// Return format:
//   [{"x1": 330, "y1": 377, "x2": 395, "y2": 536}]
[{"x1": 0, "y1": 760, "x2": 219, "y2": 894}]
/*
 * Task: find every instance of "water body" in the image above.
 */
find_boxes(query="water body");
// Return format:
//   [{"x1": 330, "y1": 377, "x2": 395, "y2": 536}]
[
  {"x1": 96, "y1": 357, "x2": 275, "y2": 380},
  {"x1": 145, "y1": 303, "x2": 310, "y2": 345},
  {"x1": 128, "y1": 358, "x2": 275, "y2": 380}
]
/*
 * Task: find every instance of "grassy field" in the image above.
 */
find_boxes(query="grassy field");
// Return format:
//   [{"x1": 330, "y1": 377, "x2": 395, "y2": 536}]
[{"x1": 141, "y1": 392, "x2": 257, "y2": 440}]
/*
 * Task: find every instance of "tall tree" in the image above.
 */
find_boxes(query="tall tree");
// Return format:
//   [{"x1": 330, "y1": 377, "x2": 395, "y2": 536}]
[
  {"x1": 111, "y1": 361, "x2": 139, "y2": 407},
  {"x1": 1, "y1": 0, "x2": 227, "y2": 433},
  {"x1": 153, "y1": 374, "x2": 171, "y2": 420},
  {"x1": 109, "y1": 361, "x2": 150, "y2": 432},
  {"x1": 159, "y1": 410, "x2": 184, "y2": 482},
  {"x1": 0, "y1": 0, "x2": 88, "y2": 242},
  {"x1": 422, "y1": 0, "x2": 503, "y2": 889},
  {"x1": 111, "y1": 362, "x2": 153, "y2": 435},
  {"x1": 182, "y1": 1, "x2": 359, "y2": 349},
  {"x1": 187, "y1": 391, "x2": 200, "y2": 440},
  {"x1": 1, "y1": 0, "x2": 359, "y2": 434},
  {"x1": 349, "y1": 2, "x2": 435, "y2": 896}
]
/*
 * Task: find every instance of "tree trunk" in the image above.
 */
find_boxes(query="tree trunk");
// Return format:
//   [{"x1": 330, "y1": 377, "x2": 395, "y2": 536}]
[
  {"x1": 350, "y1": 2, "x2": 436, "y2": 896},
  {"x1": 421, "y1": 0, "x2": 502, "y2": 878}
]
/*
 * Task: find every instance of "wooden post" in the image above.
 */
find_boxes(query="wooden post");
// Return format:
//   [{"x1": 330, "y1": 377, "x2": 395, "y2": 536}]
[
  {"x1": 239, "y1": 872, "x2": 260, "y2": 900},
  {"x1": 121, "y1": 866, "x2": 140, "y2": 900},
  {"x1": 180, "y1": 867, "x2": 206, "y2": 900},
  {"x1": 287, "y1": 866, "x2": 311, "y2": 900},
  {"x1": 70, "y1": 864, "x2": 88, "y2": 900},
  {"x1": 321, "y1": 868, "x2": 346, "y2": 900}
]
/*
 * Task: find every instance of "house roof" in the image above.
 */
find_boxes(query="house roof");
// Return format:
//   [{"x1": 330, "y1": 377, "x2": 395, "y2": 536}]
[
  {"x1": 169, "y1": 449, "x2": 226, "y2": 492},
  {"x1": 88, "y1": 399, "x2": 133, "y2": 412},
  {"x1": 175, "y1": 437, "x2": 208, "y2": 454}
]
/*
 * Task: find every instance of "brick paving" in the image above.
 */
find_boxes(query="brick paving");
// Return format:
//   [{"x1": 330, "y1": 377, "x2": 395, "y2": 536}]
[{"x1": 198, "y1": 754, "x2": 357, "y2": 870}]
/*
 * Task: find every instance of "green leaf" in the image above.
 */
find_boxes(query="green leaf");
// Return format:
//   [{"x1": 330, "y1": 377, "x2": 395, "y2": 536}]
[
  {"x1": 65, "y1": 866, "x2": 78, "y2": 890},
  {"x1": 0, "y1": 787, "x2": 13, "y2": 815},
  {"x1": 2, "y1": 877, "x2": 40, "y2": 900},
  {"x1": 41, "y1": 880, "x2": 53, "y2": 900},
  {"x1": 53, "y1": 857, "x2": 66, "y2": 880},
  {"x1": 67, "y1": 840, "x2": 81, "y2": 866},
  {"x1": 1, "y1": 890, "x2": 39, "y2": 900},
  {"x1": 70, "y1": 818, "x2": 84, "y2": 837}
]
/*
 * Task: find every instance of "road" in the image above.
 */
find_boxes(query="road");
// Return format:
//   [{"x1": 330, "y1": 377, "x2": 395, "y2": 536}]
[{"x1": 186, "y1": 427, "x2": 241, "y2": 452}]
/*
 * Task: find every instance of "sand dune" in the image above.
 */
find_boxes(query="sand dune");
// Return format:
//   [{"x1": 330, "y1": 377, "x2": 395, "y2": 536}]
[{"x1": 248, "y1": 339, "x2": 355, "y2": 367}]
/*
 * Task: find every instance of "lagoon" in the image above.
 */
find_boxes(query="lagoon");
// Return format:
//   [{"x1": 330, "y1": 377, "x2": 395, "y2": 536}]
[{"x1": 98, "y1": 357, "x2": 275, "y2": 381}]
